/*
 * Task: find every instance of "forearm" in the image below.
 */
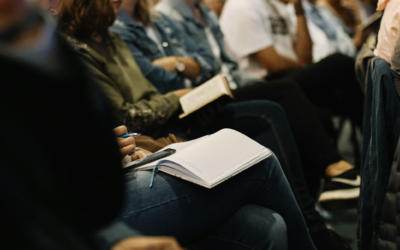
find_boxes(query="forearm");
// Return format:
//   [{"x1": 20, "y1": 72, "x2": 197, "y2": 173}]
[
  {"x1": 294, "y1": 14, "x2": 313, "y2": 64},
  {"x1": 256, "y1": 46, "x2": 303, "y2": 74},
  {"x1": 176, "y1": 57, "x2": 201, "y2": 79}
]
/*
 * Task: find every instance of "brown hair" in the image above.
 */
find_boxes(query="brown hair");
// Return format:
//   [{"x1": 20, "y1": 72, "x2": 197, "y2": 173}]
[
  {"x1": 134, "y1": 0, "x2": 156, "y2": 27},
  {"x1": 58, "y1": 0, "x2": 115, "y2": 38}
]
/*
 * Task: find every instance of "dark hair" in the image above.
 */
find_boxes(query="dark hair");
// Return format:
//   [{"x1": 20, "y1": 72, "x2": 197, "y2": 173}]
[{"x1": 58, "y1": 0, "x2": 115, "y2": 38}]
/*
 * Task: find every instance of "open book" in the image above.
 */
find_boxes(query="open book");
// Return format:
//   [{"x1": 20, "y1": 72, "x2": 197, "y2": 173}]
[
  {"x1": 132, "y1": 129, "x2": 272, "y2": 188},
  {"x1": 179, "y1": 75, "x2": 234, "y2": 118}
]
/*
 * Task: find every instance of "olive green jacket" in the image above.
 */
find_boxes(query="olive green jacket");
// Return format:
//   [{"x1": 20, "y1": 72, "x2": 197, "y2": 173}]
[{"x1": 66, "y1": 32, "x2": 181, "y2": 133}]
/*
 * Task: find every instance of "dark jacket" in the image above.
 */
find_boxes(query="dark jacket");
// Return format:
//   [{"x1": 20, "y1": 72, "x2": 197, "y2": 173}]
[
  {"x1": 358, "y1": 58, "x2": 400, "y2": 250},
  {"x1": 378, "y1": 139, "x2": 400, "y2": 250},
  {"x1": 66, "y1": 32, "x2": 181, "y2": 134}
]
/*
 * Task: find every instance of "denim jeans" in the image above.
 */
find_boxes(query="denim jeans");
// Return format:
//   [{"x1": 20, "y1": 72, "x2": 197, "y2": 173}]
[
  {"x1": 193, "y1": 101, "x2": 327, "y2": 235},
  {"x1": 358, "y1": 58, "x2": 400, "y2": 249},
  {"x1": 153, "y1": 101, "x2": 327, "y2": 234},
  {"x1": 121, "y1": 155, "x2": 316, "y2": 250}
]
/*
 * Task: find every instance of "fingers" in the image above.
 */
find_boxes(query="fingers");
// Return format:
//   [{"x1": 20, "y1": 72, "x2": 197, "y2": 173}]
[
  {"x1": 113, "y1": 125, "x2": 128, "y2": 137},
  {"x1": 118, "y1": 136, "x2": 135, "y2": 148},
  {"x1": 111, "y1": 236, "x2": 183, "y2": 250},
  {"x1": 120, "y1": 144, "x2": 135, "y2": 157},
  {"x1": 131, "y1": 150, "x2": 148, "y2": 161}
]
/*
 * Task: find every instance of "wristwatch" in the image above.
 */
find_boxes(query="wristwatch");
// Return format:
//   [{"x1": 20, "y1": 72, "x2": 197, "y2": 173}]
[{"x1": 176, "y1": 60, "x2": 186, "y2": 73}]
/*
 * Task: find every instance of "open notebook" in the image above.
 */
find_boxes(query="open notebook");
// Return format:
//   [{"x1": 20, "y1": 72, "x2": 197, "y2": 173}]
[{"x1": 133, "y1": 129, "x2": 272, "y2": 188}]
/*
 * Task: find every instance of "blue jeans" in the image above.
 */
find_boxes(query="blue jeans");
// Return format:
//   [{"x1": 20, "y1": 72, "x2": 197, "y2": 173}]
[
  {"x1": 358, "y1": 58, "x2": 400, "y2": 249},
  {"x1": 163, "y1": 100, "x2": 327, "y2": 235},
  {"x1": 121, "y1": 155, "x2": 316, "y2": 250}
]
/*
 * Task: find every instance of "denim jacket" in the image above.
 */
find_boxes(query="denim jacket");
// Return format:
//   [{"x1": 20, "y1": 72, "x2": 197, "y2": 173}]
[
  {"x1": 156, "y1": 0, "x2": 255, "y2": 88},
  {"x1": 111, "y1": 10, "x2": 216, "y2": 94},
  {"x1": 358, "y1": 58, "x2": 400, "y2": 250}
]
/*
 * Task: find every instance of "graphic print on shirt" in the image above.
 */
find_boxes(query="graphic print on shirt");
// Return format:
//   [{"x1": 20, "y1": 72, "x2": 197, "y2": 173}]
[{"x1": 268, "y1": 17, "x2": 288, "y2": 35}]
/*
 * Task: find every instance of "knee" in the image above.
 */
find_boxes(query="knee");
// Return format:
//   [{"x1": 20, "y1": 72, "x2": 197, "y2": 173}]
[
  {"x1": 252, "y1": 100, "x2": 286, "y2": 120},
  {"x1": 240, "y1": 205, "x2": 288, "y2": 249}
]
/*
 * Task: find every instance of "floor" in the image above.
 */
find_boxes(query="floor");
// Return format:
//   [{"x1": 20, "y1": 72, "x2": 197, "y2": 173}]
[{"x1": 323, "y1": 119, "x2": 361, "y2": 249}]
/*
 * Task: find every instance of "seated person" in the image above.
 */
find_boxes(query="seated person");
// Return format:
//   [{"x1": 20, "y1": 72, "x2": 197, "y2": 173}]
[
  {"x1": 218, "y1": 0, "x2": 363, "y2": 126},
  {"x1": 301, "y1": 0, "x2": 359, "y2": 56},
  {"x1": 0, "y1": 1, "x2": 179, "y2": 249},
  {"x1": 112, "y1": 0, "x2": 219, "y2": 94},
  {"x1": 317, "y1": 0, "x2": 361, "y2": 36},
  {"x1": 112, "y1": 0, "x2": 359, "y2": 239},
  {"x1": 373, "y1": 0, "x2": 400, "y2": 65}
]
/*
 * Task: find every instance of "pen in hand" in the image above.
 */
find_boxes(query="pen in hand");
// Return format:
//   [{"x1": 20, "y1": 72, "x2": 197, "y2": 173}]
[{"x1": 120, "y1": 133, "x2": 141, "y2": 138}]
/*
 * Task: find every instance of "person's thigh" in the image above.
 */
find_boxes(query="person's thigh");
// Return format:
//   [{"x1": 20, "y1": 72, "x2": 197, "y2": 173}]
[
  {"x1": 286, "y1": 54, "x2": 364, "y2": 116},
  {"x1": 121, "y1": 155, "x2": 315, "y2": 250},
  {"x1": 197, "y1": 205, "x2": 288, "y2": 250}
]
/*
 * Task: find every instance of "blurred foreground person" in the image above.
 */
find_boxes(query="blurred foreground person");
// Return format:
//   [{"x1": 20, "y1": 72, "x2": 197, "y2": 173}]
[{"x1": 0, "y1": 1, "x2": 181, "y2": 249}]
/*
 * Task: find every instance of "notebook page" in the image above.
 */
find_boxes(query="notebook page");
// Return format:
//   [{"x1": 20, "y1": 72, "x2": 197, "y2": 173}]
[
  {"x1": 134, "y1": 136, "x2": 208, "y2": 170},
  {"x1": 165, "y1": 129, "x2": 266, "y2": 183}
]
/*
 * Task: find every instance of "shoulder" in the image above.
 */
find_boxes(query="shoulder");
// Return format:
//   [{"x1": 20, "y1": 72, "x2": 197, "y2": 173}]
[{"x1": 63, "y1": 35, "x2": 91, "y2": 53}]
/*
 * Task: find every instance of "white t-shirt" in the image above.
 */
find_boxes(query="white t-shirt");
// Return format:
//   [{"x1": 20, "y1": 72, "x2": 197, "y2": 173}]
[
  {"x1": 220, "y1": 0, "x2": 298, "y2": 78},
  {"x1": 145, "y1": 25, "x2": 167, "y2": 57},
  {"x1": 204, "y1": 27, "x2": 238, "y2": 89}
]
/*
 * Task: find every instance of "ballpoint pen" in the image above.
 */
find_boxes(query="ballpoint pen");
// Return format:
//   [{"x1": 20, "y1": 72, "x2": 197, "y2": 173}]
[{"x1": 120, "y1": 133, "x2": 141, "y2": 138}]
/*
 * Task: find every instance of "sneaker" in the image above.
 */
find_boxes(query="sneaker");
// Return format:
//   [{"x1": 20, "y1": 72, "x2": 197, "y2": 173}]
[
  {"x1": 311, "y1": 229, "x2": 352, "y2": 250},
  {"x1": 319, "y1": 169, "x2": 360, "y2": 210}
]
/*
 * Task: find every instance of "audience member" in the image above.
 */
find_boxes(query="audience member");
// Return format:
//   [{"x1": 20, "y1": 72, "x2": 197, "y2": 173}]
[
  {"x1": 219, "y1": 0, "x2": 364, "y2": 129},
  {"x1": 110, "y1": 1, "x2": 355, "y2": 249},
  {"x1": 112, "y1": 1, "x2": 218, "y2": 93},
  {"x1": 373, "y1": 0, "x2": 400, "y2": 65},
  {"x1": 302, "y1": 0, "x2": 359, "y2": 56},
  {"x1": 0, "y1": 1, "x2": 179, "y2": 249},
  {"x1": 318, "y1": 0, "x2": 359, "y2": 35}
]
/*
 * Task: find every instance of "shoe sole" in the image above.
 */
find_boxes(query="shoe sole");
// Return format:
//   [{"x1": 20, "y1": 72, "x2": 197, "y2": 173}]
[
  {"x1": 320, "y1": 198, "x2": 359, "y2": 211},
  {"x1": 319, "y1": 187, "x2": 360, "y2": 202}
]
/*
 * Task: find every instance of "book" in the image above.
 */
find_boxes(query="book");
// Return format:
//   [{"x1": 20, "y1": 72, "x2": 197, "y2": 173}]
[
  {"x1": 179, "y1": 74, "x2": 234, "y2": 119},
  {"x1": 130, "y1": 129, "x2": 272, "y2": 188}
]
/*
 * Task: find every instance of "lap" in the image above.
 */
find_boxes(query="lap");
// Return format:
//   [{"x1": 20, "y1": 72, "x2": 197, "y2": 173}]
[{"x1": 120, "y1": 155, "x2": 280, "y2": 243}]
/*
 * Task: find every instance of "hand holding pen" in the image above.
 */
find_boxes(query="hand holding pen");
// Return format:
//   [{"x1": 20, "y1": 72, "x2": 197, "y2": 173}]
[{"x1": 113, "y1": 126, "x2": 141, "y2": 157}]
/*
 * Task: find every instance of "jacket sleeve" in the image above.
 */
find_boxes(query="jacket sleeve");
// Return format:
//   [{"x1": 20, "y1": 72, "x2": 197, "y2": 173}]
[
  {"x1": 117, "y1": 28, "x2": 187, "y2": 94},
  {"x1": 78, "y1": 51, "x2": 181, "y2": 132},
  {"x1": 168, "y1": 17, "x2": 217, "y2": 85}
]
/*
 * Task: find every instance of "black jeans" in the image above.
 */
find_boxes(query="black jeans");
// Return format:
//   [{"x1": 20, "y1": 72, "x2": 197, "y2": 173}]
[
  {"x1": 267, "y1": 53, "x2": 364, "y2": 127},
  {"x1": 233, "y1": 80, "x2": 342, "y2": 195}
]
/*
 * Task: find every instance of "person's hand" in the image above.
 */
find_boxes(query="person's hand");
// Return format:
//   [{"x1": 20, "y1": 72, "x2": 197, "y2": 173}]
[
  {"x1": 173, "y1": 89, "x2": 193, "y2": 98},
  {"x1": 131, "y1": 148, "x2": 153, "y2": 161},
  {"x1": 152, "y1": 57, "x2": 179, "y2": 72},
  {"x1": 111, "y1": 236, "x2": 183, "y2": 250},
  {"x1": 114, "y1": 125, "x2": 136, "y2": 157}
]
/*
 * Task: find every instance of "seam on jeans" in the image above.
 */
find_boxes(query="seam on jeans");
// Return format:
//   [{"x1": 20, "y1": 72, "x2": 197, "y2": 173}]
[
  {"x1": 206, "y1": 236, "x2": 254, "y2": 250},
  {"x1": 121, "y1": 177, "x2": 267, "y2": 218},
  {"x1": 368, "y1": 137, "x2": 376, "y2": 234},
  {"x1": 233, "y1": 114, "x2": 305, "y2": 213},
  {"x1": 120, "y1": 189, "x2": 207, "y2": 218}
]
